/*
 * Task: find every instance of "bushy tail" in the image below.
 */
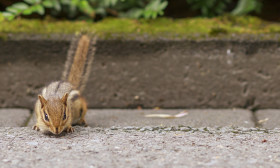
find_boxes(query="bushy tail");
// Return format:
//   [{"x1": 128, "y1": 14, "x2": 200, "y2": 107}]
[{"x1": 62, "y1": 34, "x2": 97, "y2": 93}]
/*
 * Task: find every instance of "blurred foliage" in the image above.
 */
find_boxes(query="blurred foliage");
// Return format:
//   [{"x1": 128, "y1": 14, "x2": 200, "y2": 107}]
[
  {"x1": 231, "y1": 0, "x2": 262, "y2": 15},
  {"x1": 1, "y1": 0, "x2": 168, "y2": 20},
  {"x1": 0, "y1": 12, "x2": 4, "y2": 21},
  {"x1": 186, "y1": 0, "x2": 231, "y2": 17},
  {"x1": 0, "y1": 0, "x2": 263, "y2": 21},
  {"x1": 186, "y1": 0, "x2": 262, "y2": 17}
]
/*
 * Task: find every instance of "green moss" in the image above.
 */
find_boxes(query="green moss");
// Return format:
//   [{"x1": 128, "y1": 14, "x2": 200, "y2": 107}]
[
  {"x1": 209, "y1": 27, "x2": 228, "y2": 36},
  {"x1": 0, "y1": 16, "x2": 280, "y2": 40}
]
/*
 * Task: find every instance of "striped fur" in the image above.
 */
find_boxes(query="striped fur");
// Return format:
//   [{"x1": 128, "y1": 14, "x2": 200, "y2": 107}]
[
  {"x1": 62, "y1": 34, "x2": 97, "y2": 92},
  {"x1": 33, "y1": 34, "x2": 96, "y2": 135}
]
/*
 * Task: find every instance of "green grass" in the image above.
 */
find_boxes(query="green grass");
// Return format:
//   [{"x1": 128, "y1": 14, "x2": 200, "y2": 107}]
[{"x1": 0, "y1": 15, "x2": 280, "y2": 40}]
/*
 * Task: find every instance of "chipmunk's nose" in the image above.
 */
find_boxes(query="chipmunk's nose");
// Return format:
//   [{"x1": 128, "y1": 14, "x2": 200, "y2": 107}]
[{"x1": 55, "y1": 128, "x2": 58, "y2": 133}]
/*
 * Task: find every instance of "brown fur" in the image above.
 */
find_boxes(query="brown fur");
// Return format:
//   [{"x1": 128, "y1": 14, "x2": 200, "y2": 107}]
[
  {"x1": 62, "y1": 34, "x2": 96, "y2": 93},
  {"x1": 67, "y1": 35, "x2": 90, "y2": 89},
  {"x1": 34, "y1": 93, "x2": 73, "y2": 135},
  {"x1": 33, "y1": 34, "x2": 96, "y2": 135}
]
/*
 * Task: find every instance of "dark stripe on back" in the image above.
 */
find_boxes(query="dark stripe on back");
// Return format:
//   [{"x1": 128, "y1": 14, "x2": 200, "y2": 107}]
[
  {"x1": 55, "y1": 81, "x2": 63, "y2": 93},
  {"x1": 79, "y1": 55, "x2": 89, "y2": 90}
]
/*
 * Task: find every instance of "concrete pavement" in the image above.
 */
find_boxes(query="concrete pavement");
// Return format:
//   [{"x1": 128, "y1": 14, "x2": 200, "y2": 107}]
[
  {"x1": 1, "y1": 127, "x2": 280, "y2": 168},
  {"x1": 2, "y1": 108, "x2": 280, "y2": 167}
]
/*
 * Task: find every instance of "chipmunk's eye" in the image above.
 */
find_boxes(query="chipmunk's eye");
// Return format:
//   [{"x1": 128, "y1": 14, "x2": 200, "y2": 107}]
[
  {"x1": 63, "y1": 110, "x2": 66, "y2": 120},
  {"x1": 44, "y1": 112, "x2": 49, "y2": 121}
]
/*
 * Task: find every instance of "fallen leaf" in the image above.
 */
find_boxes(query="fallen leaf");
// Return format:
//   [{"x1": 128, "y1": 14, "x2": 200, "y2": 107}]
[
  {"x1": 175, "y1": 111, "x2": 188, "y2": 118},
  {"x1": 258, "y1": 118, "x2": 269, "y2": 124},
  {"x1": 145, "y1": 110, "x2": 188, "y2": 119},
  {"x1": 144, "y1": 114, "x2": 175, "y2": 119}
]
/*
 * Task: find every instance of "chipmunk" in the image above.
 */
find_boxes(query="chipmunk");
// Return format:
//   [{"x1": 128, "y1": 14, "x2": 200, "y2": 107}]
[{"x1": 32, "y1": 34, "x2": 96, "y2": 135}]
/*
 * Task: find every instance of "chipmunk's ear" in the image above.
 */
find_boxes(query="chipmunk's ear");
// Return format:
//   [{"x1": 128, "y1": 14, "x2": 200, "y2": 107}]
[
  {"x1": 38, "y1": 95, "x2": 47, "y2": 108},
  {"x1": 61, "y1": 93, "x2": 69, "y2": 106}
]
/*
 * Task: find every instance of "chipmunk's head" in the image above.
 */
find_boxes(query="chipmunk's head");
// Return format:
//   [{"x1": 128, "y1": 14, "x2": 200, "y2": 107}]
[{"x1": 38, "y1": 93, "x2": 72, "y2": 135}]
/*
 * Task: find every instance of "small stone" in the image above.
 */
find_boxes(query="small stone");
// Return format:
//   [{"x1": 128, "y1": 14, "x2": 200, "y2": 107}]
[
  {"x1": 153, "y1": 126, "x2": 160, "y2": 130},
  {"x1": 180, "y1": 127, "x2": 191, "y2": 131},
  {"x1": 171, "y1": 126, "x2": 178, "y2": 131},
  {"x1": 2, "y1": 159, "x2": 9, "y2": 163},
  {"x1": 164, "y1": 128, "x2": 172, "y2": 131},
  {"x1": 238, "y1": 127, "x2": 248, "y2": 132},
  {"x1": 123, "y1": 126, "x2": 135, "y2": 130},
  {"x1": 145, "y1": 126, "x2": 153, "y2": 131},
  {"x1": 158, "y1": 130, "x2": 163, "y2": 133},
  {"x1": 140, "y1": 128, "x2": 146, "y2": 132},
  {"x1": 110, "y1": 126, "x2": 118, "y2": 130},
  {"x1": 250, "y1": 128, "x2": 258, "y2": 131}
]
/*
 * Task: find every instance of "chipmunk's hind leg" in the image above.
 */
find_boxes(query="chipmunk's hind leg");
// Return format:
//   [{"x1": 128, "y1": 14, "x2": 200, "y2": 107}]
[
  {"x1": 70, "y1": 93, "x2": 88, "y2": 127},
  {"x1": 77, "y1": 118, "x2": 88, "y2": 127},
  {"x1": 76, "y1": 97, "x2": 88, "y2": 127}
]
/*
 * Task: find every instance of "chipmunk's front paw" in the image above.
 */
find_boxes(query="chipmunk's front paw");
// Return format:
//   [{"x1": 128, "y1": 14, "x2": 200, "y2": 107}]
[
  {"x1": 66, "y1": 126, "x2": 75, "y2": 133},
  {"x1": 83, "y1": 122, "x2": 88, "y2": 127},
  {"x1": 32, "y1": 125, "x2": 40, "y2": 131}
]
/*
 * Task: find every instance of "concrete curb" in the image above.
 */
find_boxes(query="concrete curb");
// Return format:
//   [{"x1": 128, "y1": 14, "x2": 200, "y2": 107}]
[{"x1": 1, "y1": 37, "x2": 280, "y2": 109}]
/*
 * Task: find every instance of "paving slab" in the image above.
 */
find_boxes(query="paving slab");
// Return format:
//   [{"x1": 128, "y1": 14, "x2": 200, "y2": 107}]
[
  {"x1": 87, "y1": 109, "x2": 254, "y2": 128},
  {"x1": 27, "y1": 109, "x2": 254, "y2": 128},
  {"x1": 0, "y1": 109, "x2": 30, "y2": 127},
  {"x1": 1, "y1": 127, "x2": 280, "y2": 168},
  {"x1": 256, "y1": 109, "x2": 280, "y2": 129}
]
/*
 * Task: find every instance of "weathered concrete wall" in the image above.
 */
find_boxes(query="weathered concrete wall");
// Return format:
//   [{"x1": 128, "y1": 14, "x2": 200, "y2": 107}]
[{"x1": 1, "y1": 36, "x2": 280, "y2": 109}]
